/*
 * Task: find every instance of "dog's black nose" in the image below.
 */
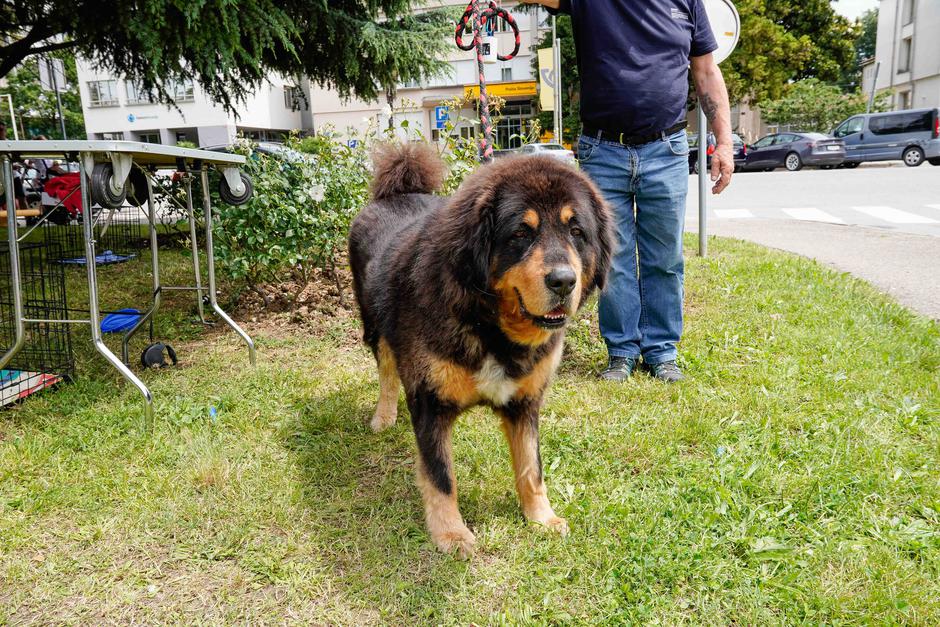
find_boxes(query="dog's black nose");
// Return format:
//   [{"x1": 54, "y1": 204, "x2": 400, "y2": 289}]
[{"x1": 545, "y1": 267, "x2": 577, "y2": 297}]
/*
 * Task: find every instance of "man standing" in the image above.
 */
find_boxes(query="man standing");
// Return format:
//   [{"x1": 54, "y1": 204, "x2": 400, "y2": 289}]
[{"x1": 527, "y1": 0, "x2": 734, "y2": 382}]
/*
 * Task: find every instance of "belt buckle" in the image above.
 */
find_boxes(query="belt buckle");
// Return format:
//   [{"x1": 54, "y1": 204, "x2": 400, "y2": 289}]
[{"x1": 619, "y1": 132, "x2": 625, "y2": 145}]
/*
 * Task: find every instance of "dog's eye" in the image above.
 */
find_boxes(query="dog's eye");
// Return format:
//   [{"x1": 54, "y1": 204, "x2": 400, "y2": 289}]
[
  {"x1": 570, "y1": 226, "x2": 584, "y2": 238},
  {"x1": 512, "y1": 228, "x2": 530, "y2": 240}
]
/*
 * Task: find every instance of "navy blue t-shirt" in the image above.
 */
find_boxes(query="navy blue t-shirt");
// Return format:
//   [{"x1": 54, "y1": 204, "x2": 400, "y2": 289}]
[{"x1": 552, "y1": 0, "x2": 718, "y2": 136}]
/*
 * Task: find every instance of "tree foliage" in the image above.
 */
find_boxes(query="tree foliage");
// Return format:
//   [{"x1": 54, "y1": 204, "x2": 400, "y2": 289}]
[
  {"x1": 719, "y1": 0, "x2": 858, "y2": 104},
  {"x1": 3, "y1": 54, "x2": 85, "y2": 139},
  {"x1": 855, "y1": 8, "x2": 878, "y2": 63},
  {"x1": 760, "y1": 79, "x2": 892, "y2": 132},
  {"x1": 530, "y1": 15, "x2": 580, "y2": 142},
  {"x1": 0, "y1": 0, "x2": 451, "y2": 112}
]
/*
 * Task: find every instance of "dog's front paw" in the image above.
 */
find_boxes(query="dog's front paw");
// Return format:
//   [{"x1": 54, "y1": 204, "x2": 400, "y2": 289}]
[
  {"x1": 370, "y1": 410, "x2": 397, "y2": 432},
  {"x1": 542, "y1": 516, "x2": 569, "y2": 536},
  {"x1": 526, "y1": 511, "x2": 569, "y2": 536},
  {"x1": 432, "y1": 526, "x2": 476, "y2": 559}
]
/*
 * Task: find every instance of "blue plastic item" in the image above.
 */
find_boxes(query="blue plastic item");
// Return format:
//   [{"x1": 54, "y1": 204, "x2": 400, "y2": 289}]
[
  {"x1": 100, "y1": 308, "x2": 142, "y2": 333},
  {"x1": 58, "y1": 250, "x2": 136, "y2": 266}
]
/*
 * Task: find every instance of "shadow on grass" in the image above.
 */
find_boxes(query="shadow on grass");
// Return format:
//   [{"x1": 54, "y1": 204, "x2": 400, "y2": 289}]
[{"x1": 280, "y1": 379, "x2": 486, "y2": 612}]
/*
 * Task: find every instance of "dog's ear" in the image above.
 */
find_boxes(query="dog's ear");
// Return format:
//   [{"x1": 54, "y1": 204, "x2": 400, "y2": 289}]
[
  {"x1": 445, "y1": 177, "x2": 500, "y2": 292},
  {"x1": 585, "y1": 181, "x2": 614, "y2": 291}
]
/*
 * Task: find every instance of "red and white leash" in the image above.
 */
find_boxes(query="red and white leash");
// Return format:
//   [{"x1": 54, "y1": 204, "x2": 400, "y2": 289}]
[{"x1": 455, "y1": 0, "x2": 521, "y2": 162}]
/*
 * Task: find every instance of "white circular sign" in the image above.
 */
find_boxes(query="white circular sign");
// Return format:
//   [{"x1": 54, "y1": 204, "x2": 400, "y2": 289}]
[{"x1": 702, "y1": 0, "x2": 740, "y2": 64}]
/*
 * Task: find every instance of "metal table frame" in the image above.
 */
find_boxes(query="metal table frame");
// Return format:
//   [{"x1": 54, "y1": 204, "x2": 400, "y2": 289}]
[{"x1": 1, "y1": 141, "x2": 256, "y2": 425}]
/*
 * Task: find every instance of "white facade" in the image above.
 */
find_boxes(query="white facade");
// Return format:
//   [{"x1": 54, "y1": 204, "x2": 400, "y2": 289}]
[
  {"x1": 308, "y1": 1, "x2": 550, "y2": 147},
  {"x1": 873, "y1": 0, "x2": 940, "y2": 110},
  {"x1": 76, "y1": 58, "x2": 307, "y2": 146}
]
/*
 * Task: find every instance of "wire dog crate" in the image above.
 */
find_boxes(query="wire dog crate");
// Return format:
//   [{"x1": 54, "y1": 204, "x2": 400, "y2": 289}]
[
  {"x1": 30, "y1": 203, "x2": 149, "y2": 263},
  {"x1": 0, "y1": 241, "x2": 74, "y2": 407}
]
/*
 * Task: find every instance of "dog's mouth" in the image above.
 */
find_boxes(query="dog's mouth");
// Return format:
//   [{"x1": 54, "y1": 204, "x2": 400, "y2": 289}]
[{"x1": 515, "y1": 289, "x2": 569, "y2": 330}]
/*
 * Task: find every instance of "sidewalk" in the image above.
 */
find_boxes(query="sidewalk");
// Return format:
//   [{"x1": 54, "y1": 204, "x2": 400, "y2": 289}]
[{"x1": 690, "y1": 219, "x2": 940, "y2": 320}]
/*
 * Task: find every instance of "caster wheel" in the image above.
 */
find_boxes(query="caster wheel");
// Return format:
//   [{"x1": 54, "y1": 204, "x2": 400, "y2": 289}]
[
  {"x1": 141, "y1": 342, "x2": 178, "y2": 369},
  {"x1": 90, "y1": 163, "x2": 127, "y2": 208},
  {"x1": 125, "y1": 168, "x2": 150, "y2": 207},
  {"x1": 219, "y1": 172, "x2": 253, "y2": 205}
]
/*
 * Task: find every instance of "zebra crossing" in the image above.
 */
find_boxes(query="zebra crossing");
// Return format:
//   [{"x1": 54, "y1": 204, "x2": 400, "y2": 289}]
[{"x1": 708, "y1": 204, "x2": 939, "y2": 227}]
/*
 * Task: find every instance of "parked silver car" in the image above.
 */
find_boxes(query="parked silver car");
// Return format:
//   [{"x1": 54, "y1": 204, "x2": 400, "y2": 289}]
[{"x1": 520, "y1": 142, "x2": 576, "y2": 164}]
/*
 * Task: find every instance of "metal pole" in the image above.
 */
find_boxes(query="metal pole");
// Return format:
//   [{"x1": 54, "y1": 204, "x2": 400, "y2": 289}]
[
  {"x1": 867, "y1": 61, "x2": 881, "y2": 114},
  {"x1": 697, "y1": 104, "x2": 708, "y2": 257},
  {"x1": 183, "y1": 175, "x2": 207, "y2": 323},
  {"x1": 200, "y1": 168, "x2": 256, "y2": 365},
  {"x1": 0, "y1": 158, "x2": 26, "y2": 371},
  {"x1": 552, "y1": 17, "x2": 561, "y2": 143},
  {"x1": 121, "y1": 170, "x2": 162, "y2": 364},
  {"x1": 78, "y1": 154, "x2": 154, "y2": 426},
  {"x1": 48, "y1": 58, "x2": 67, "y2": 140},
  {"x1": 2, "y1": 95, "x2": 18, "y2": 140}
]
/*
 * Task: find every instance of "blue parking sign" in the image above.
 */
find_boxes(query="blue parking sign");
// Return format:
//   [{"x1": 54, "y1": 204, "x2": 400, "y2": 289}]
[
  {"x1": 347, "y1": 139, "x2": 359, "y2": 149},
  {"x1": 434, "y1": 106, "x2": 449, "y2": 130}
]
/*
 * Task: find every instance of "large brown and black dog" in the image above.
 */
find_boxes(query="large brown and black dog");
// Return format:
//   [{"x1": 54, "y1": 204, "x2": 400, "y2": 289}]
[{"x1": 349, "y1": 143, "x2": 612, "y2": 557}]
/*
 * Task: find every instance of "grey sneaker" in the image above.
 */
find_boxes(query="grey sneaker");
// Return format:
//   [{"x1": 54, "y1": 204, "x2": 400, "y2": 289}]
[
  {"x1": 646, "y1": 360, "x2": 684, "y2": 383},
  {"x1": 599, "y1": 356, "x2": 639, "y2": 382}
]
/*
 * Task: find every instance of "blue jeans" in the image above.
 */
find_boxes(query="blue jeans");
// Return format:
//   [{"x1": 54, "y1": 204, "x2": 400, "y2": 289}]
[{"x1": 578, "y1": 130, "x2": 689, "y2": 365}]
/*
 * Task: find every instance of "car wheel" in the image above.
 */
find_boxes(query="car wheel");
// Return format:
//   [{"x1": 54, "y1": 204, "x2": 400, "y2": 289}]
[
  {"x1": 785, "y1": 152, "x2": 803, "y2": 171},
  {"x1": 928, "y1": 157, "x2": 940, "y2": 166},
  {"x1": 820, "y1": 164, "x2": 834, "y2": 170},
  {"x1": 903, "y1": 146, "x2": 925, "y2": 167},
  {"x1": 842, "y1": 161, "x2": 860, "y2": 169},
  {"x1": 763, "y1": 167, "x2": 775, "y2": 172}
]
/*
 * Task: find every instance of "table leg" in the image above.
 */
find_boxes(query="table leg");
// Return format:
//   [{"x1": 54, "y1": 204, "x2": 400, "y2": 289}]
[
  {"x1": 79, "y1": 155, "x2": 154, "y2": 426},
  {"x1": 0, "y1": 158, "x2": 26, "y2": 370},
  {"x1": 184, "y1": 175, "x2": 208, "y2": 324},
  {"x1": 200, "y1": 169, "x2": 256, "y2": 365}
]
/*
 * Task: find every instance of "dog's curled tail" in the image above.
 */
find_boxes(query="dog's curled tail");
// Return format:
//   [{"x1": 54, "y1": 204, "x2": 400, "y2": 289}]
[{"x1": 370, "y1": 142, "x2": 447, "y2": 200}]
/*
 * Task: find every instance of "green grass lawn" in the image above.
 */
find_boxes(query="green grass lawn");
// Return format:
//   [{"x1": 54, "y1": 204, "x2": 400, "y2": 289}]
[{"x1": 1, "y1": 236, "x2": 938, "y2": 624}]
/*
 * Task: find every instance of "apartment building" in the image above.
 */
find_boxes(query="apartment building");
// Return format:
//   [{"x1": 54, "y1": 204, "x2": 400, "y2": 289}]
[
  {"x1": 76, "y1": 58, "x2": 308, "y2": 146},
  {"x1": 873, "y1": 0, "x2": 940, "y2": 109},
  {"x1": 76, "y1": 2, "x2": 552, "y2": 148},
  {"x1": 309, "y1": 1, "x2": 551, "y2": 148}
]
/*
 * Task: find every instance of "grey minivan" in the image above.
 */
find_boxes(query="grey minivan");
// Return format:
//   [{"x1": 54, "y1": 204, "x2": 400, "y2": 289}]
[{"x1": 832, "y1": 108, "x2": 940, "y2": 167}]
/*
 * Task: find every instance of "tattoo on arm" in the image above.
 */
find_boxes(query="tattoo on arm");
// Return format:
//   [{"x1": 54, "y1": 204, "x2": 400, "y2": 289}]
[{"x1": 700, "y1": 92, "x2": 719, "y2": 123}]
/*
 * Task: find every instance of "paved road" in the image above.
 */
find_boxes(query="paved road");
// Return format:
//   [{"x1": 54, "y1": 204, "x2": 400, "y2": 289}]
[
  {"x1": 684, "y1": 163, "x2": 940, "y2": 319},
  {"x1": 686, "y1": 163, "x2": 940, "y2": 237}
]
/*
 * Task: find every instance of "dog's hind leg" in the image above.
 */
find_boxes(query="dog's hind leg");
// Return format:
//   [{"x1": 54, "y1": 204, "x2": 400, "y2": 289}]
[
  {"x1": 499, "y1": 402, "x2": 568, "y2": 536},
  {"x1": 370, "y1": 338, "x2": 400, "y2": 432},
  {"x1": 409, "y1": 390, "x2": 475, "y2": 558}
]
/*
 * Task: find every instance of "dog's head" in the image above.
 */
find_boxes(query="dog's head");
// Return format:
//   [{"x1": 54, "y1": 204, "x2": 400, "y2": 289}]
[{"x1": 443, "y1": 155, "x2": 613, "y2": 346}]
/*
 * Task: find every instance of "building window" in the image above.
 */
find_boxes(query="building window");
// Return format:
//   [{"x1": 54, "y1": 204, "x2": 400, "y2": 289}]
[
  {"x1": 283, "y1": 85, "x2": 306, "y2": 111},
  {"x1": 87, "y1": 80, "x2": 119, "y2": 107},
  {"x1": 167, "y1": 79, "x2": 195, "y2": 103},
  {"x1": 98, "y1": 132, "x2": 125, "y2": 140},
  {"x1": 898, "y1": 37, "x2": 912, "y2": 73},
  {"x1": 137, "y1": 132, "x2": 161, "y2": 144},
  {"x1": 898, "y1": 91, "x2": 913, "y2": 110},
  {"x1": 493, "y1": 101, "x2": 532, "y2": 149},
  {"x1": 501, "y1": 67, "x2": 513, "y2": 82},
  {"x1": 902, "y1": 0, "x2": 915, "y2": 25},
  {"x1": 125, "y1": 80, "x2": 153, "y2": 105}
]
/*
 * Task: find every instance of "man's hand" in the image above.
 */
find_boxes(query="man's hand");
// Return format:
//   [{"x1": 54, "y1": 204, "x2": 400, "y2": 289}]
[{"x1": 710, "y1": 142, "x2": 733, "y2": 194}]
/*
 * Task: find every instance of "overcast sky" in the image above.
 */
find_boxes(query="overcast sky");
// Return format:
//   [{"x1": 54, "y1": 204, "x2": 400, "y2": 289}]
[{"x1": 833, "y1": 0, "x2": 878, "y2": 20}]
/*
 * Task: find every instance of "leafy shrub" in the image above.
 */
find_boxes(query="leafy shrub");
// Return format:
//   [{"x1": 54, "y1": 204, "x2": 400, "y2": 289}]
[{"x1": 210, "y1": 136, "x2": 368, "y2": 308}]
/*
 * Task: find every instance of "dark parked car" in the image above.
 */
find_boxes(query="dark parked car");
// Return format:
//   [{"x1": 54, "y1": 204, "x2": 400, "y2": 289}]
[
  {"x1": 742, "y1": 132, "x2": 845, "y2": 171},
  {"x1": 688, "y1": 133, "x2": 747, "y2": 173}
]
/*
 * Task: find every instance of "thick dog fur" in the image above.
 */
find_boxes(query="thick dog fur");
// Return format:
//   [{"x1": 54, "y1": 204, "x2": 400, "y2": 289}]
[{"x1": 349, "y1": 143, "x2": 613, "y2": 558}]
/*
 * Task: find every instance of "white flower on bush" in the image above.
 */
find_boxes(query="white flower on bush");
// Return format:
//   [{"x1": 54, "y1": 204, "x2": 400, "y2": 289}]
[
  {"x1": 380, "y1": 104, "x2": 392, "y2": 117},
  {"x1": 307, "y1": 182, "x2": 326, "y2": 203}
]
